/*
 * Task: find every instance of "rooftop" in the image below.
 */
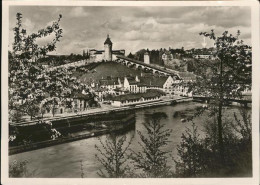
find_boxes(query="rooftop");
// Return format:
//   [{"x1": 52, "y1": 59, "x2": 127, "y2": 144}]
[
  {"x1": 104, "y1": 34, "x2": 113, "y2": 45},
  {"x1": 139, "y1": 76, "x2": 169, "y2": 88},
  {"x1": 113, "y1": 89, "x2": 164, "y2": 102},
  {"x1": 178, "y1": 72, "x2": 197, "y2": 81},
  {"x1": 99, "y1": 77, "x2": 120, "y2": 86}
]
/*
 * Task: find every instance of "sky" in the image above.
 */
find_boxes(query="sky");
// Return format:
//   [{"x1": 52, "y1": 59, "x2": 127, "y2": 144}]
[{"x1": 9, "y1": 6, "x2": 251, "y2": 55}]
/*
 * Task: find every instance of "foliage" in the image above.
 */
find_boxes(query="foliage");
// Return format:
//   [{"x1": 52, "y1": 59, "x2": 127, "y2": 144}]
[
  {"x1": 9, "y1": 13, "x2": 63, "y2": 120},
  {"x1": 130, "y1": 112, "x2": 173, "y2": 177},
  {"x1": 187, "y1": 30, "x2": 252, "y2": 165},
  {"x1": 175, "y1": 123, "x2": 207, "y2": 177},
  {"x1": 9, "y1": 13, "x2": 93, "y2": 121},
  {"x1": 21, "y1": 99, "x2": 40, "y2": 120},
  {"x1": 232, "y1": 108, "x2": 251, "y2": 141},
  {"x1": 127, "y1": 52, "x2": 134, "y2": 59},
  {"x1": 95, "y1": 134, "x2": 132, "y2": 178},
  {"x1": 176, "y1": 108, "x2": 252, "y2": 177}
]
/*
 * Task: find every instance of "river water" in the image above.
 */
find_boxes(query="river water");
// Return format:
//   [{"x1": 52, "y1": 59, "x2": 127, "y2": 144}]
[{"x1": 9, "y1": 102, "x2": 244, "y2": 178}]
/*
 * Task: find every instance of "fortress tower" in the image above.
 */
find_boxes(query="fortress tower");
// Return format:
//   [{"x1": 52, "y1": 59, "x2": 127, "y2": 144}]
[
  {"x1": 144, "y1": 51, "x2": 150, "y2": 64},
  {"x1": 104, "y1": 34, "x2": 113, "y2": 61}
]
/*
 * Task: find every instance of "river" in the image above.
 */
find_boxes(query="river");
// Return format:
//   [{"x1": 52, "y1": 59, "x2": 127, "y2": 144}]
[{"x1": 9, "y1": 101, "x2": 245, "y2": 178}]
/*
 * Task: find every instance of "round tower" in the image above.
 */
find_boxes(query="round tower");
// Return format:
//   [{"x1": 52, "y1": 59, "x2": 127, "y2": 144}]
[
  {"x1": 144, "y1": 51, "x2": 150, "y2": 64},
  {"x1": 104, "y1": 34, "x2": 112, "y2": 61}
]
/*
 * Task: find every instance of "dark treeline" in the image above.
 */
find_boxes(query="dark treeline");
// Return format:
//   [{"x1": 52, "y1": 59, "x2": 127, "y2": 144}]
[
  {"x1": 129, "y1": 49, "x2": 165, "y2": 66},
  {"x1": 129, "y1": 47, "x2": 188, "y2": 66}
]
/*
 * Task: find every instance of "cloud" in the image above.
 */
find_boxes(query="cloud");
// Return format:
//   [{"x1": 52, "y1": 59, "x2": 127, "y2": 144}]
[
  {"x1": 69, "y1": 7, "x2": 89, "y2": 17},
  {"x1": 9, "y1": 6, "x2": 251, "y2": 55},
  {"x1": 23, "y1": 18, "x2": 36, "y2": 34}
]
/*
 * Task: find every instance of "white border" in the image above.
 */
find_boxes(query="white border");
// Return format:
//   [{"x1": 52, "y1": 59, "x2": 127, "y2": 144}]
[{"x1": 2, "y1": 1, "x2": 259, "y2": 185}]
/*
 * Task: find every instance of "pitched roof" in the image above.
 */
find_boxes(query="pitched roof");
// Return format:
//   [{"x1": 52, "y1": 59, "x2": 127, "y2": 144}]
[
  {"x1": 139, "y1": 76, "x2": 168, "y2": 88},
  {"x1": 112, "y1": 89, "x2": 163, "y2": 102},
  {"x1": 104, "y1": 35, "x2": 113, "y2": 45},
  {"x1": 178, "y1": 72, "x2": 197, "y2": 81},
  {"x1": 99, "y1": 78, "x2": 119, "y2": 86},
  {"x1": 125, "y1": 76, "x2": 138, "y2": 85},
  {"x1": 73, "y1": 93, "x2": 92, "y2": 100}
]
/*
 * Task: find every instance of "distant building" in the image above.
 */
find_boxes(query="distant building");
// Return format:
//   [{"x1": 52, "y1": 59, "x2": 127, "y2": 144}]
[
  {"x1": 193, "y1": 54, "x2": 215, "y2": 60},
  {"x1": 172, "y1": 72, "x2": 197, "y2": 97},
  {"x1": 162, "y1": 51, "x2": 173, "y2": 61},
  {"x1": 89, "y1": 35, "x2": 125, "y2": 62}
]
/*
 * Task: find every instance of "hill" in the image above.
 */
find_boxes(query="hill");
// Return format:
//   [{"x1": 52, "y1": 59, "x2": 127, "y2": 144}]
[{"x1": 72, "y1": 61, "x2": 154, "y2": 84}]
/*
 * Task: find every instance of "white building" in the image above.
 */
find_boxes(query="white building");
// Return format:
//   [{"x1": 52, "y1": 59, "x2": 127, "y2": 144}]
[
  {"x1": 193, "y1": 54, "x2": 215, "y2": 60},
  {"x1": 111, "y1": 89, "x2": 163, "y2": 107},
  {"x1": 123, "y1": 75, "x2": 175, "y2": 94},
  {"x1": 144, "y1": 51, "x2": 150, "y2": 64}
]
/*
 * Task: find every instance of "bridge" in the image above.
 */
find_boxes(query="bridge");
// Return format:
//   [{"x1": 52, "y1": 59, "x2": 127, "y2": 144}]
[
  {"x1": 116, "y1": 55, "x2": 181, "y2": 79},
  {"x1": 10, "y1": 96, "x2": 191, "y2": 127},
  {"x1": 193, "y1": 95, "x2": 252, "y2": 107}
]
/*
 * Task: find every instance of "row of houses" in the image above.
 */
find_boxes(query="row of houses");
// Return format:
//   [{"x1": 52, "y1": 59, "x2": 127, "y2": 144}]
[
  {"x1": 111, "y1": 89, "x2": 164, "y2": 107},
  {"x1": 88, "y1": 72, "x2": 197, "y2": 105}
]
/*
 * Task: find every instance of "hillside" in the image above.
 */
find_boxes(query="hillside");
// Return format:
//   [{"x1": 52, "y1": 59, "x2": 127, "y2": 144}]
[{"x1": 72, "y1": 61, "x2": 154, "y2": 84}]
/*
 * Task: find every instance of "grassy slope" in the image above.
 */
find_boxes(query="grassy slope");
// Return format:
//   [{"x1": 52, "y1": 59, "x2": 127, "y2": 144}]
[{"x1": 73, "y1": 62, "x2": 154, "y2": 84}]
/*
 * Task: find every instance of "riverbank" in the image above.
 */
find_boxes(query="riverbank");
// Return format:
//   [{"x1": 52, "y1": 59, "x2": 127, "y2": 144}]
[
  {"x1": 11, "y1": 96, "x2": 192, "y2": 127},
  {"x1": 9, "y1": 114, "x2": 136, "y2": 155},
  {"x1": 9, "y1": 96, "x2": 191, "y2": 155},
  {"x1": 8, "y1": 101, "x2": 210, "y2": 177}
]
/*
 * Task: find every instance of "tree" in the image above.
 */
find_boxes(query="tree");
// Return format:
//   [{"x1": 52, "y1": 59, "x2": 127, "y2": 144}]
[
  {"x1": 9, "y1": 13, "x2": 92, "y2": 120},
  {"x1": 189, "y1": 30, "x2": 251, "y2": 166},
  {"x1": 130, "y1": 112, "x2": 173, "y2": 177},
  {"x1": 175, "y1": 123, "x2": 207, "y2": 177},
  {"x1": 9, "y1": 13, "x2": 63, "y2": 121},
  {"x1": 21, "y1": 99, "x2": 40, "y2": 120},
  {"x1": 95, "y1": 134, "x2": 132, "y2": 177},
  {"x1": 176, "y1": 109, "x2": 252, "y2": 177},
  {"x1": 127, "y1": 52, "x2": 134, "y2": 59}
]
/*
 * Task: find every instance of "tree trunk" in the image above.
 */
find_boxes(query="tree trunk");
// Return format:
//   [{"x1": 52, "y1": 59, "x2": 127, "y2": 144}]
[
  {"x1": 218, "y1": 58, "x2": 225, "y2": 166},
  {"x1": 217, "y1": 100, "x2": 224, "y2": 164},
  {"x1": 52, "y1": 100, "x2": 55, "y2": 117}
]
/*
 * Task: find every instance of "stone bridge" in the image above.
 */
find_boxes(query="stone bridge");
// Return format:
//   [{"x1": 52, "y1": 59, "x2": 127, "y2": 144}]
[{"x1": 116, "y1": 55, "x2": 181, "y2": 79}]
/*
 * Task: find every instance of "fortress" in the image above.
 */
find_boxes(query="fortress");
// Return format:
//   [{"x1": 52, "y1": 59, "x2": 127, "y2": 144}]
[{"x1": 89, "y1": 35, "x2": 125, "y2": 62}]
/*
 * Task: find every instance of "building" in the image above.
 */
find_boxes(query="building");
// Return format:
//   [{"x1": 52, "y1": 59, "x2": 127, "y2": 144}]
[
  {"x1": 111, "y1": 89, "x2": 164, "y2": 107},
  {"x1": 144, "y1": 51, "x2": 150, "y2": 64},
  {"x1": 104, "y1": 35, "x2": 112, "y2": 61},
  {"x1": 89, "y1": 35, "x2": 125, "y2": 62},
  {"x1": 172, "y1": 72, "x2": 197, "y2": 97},
  {"x1": 193, "y1": 54, "x2": 215, "y2": 60},
  {"x1": 162, "y1": 51, "x2": 173, "y2": 61},
  {"x1": 99, "y1": 76, "x2": 122, "y2": 90},
  {"x1": 123, "y1": 75, "x2": 175, "y2": 94}
]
